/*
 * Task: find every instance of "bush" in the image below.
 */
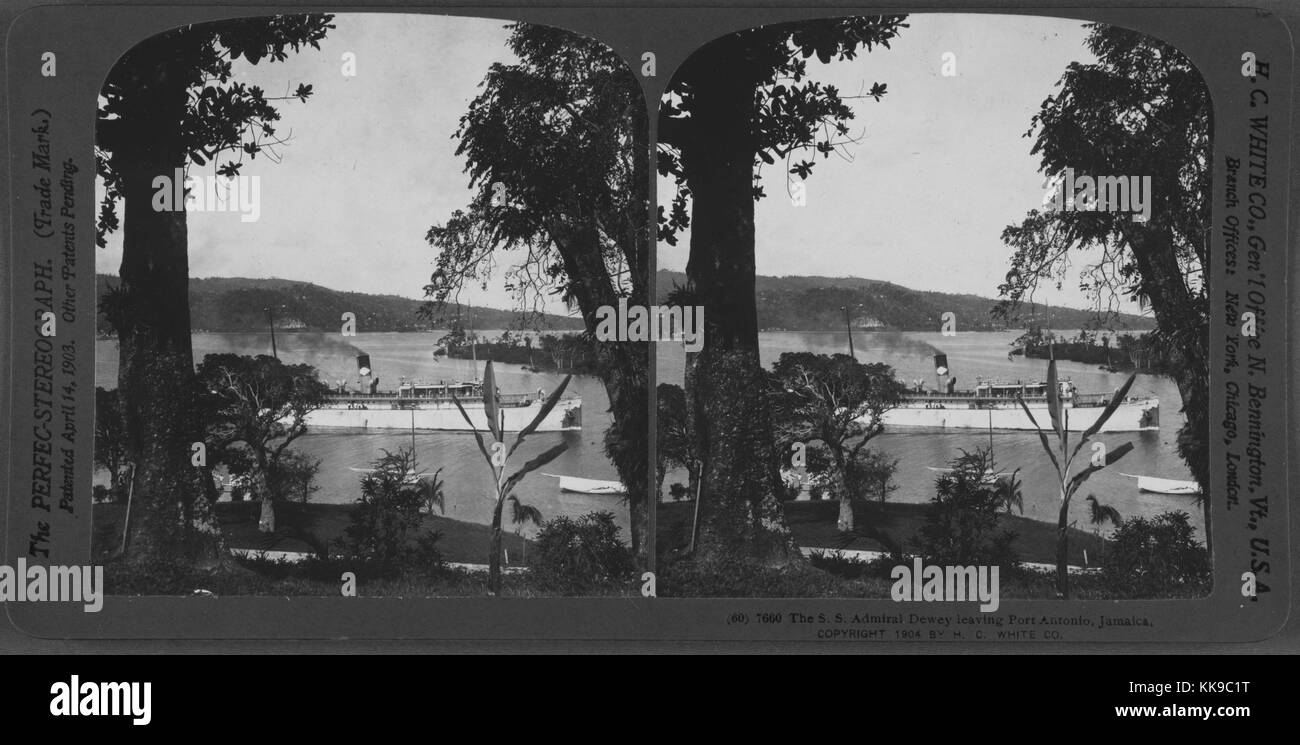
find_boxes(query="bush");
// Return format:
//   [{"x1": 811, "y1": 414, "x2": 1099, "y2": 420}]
[
  {"x1": 530, "y1": 511, "x2": 635, "y2": 594},
  {"x1": 1102, "y1": 510, "x2": 1210, "y2": 598},
  {"x1": 916, "y1": 449, "x2": 1019, "y2": 567},
  {"x1": 659, "y1": 555, "x2": 890, "y2": 598},
  {"x1": 668, "y1": 482, "x2": 691, "y2": 501},
  {"x1": 334, "y1": 449, "x2": 443, "y2": 575},
  {"x1": 269, "y1": 450, "x2": 321, "y2": 503}
]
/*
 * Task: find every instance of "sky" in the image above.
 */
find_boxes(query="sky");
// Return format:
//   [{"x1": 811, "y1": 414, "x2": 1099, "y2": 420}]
[
  {"x1": 97, "y1": 14, "x2": 537, "y2": 310},
  {"x1": 97, "y1": 13, "x2": 1143, "y2": 316},
  {"x1": 657, "y1": 13, "x2": 1133, "y2": 313}
]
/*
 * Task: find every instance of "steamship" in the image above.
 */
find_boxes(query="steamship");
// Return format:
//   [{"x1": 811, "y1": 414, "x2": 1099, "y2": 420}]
[
  {"x1": 867, "y1": 353, "x2": 1159, "y2": 433},
  {"x1": 303, "y1": 354, "x2": 582, "y2": 433}
]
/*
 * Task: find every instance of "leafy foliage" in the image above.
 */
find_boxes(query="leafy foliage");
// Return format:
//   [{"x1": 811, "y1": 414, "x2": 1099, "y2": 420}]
[
  {"x1": 453, "y1": 360, "x2": 572, "y2": 593},
  {"x1": 423, "y1": 23, "x2": 646, "y2": 319},
  {"x1": 657, "y1": 16, "x2": 908, "y2": 243},
  {"x1": 656, "y1": 383, "x2": 699, "y2": 495},
  {"x1": 424, "y1": 22, "x2": 651, "y2": 565},
  {"x1": 96, "y1": 15, "x2": 334, "y2": 245},
  {"x1": 194, "y1": 353, "x2": 330, "y2": 502},
  {"x1": 336, "y1": 448, "x2": 444, "y2": 573},
  {"x1": 770, "y1": 352, "x2": 904, "y2": 521},
  {"x1": 917, "y1": 448, "x2": 1021, "y2": 567},
  {"x1": 530, "y1": 512, "x2": 636, "y2": 594},
  {"x1": 1102, "y1": 511, "x2": 1210, "y2": 597},
  {"x1": 1020, "y1": 357, "x2": 1134, "y2": 596},
  {"x1": 997, "y1": 23, "x2": 1210, "y2": 501},
  {"x1": 93, "y1": 387, "x2": 131, "y2": 501}
]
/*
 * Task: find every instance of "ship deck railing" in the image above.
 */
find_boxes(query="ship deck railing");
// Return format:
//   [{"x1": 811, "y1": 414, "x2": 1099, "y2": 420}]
[
  {"x1": 323, "y1": 391, "x2": 572, "y2": 409},
  {"x1": 901, "y1": 392, "x2": 1151, "y2": 409}
]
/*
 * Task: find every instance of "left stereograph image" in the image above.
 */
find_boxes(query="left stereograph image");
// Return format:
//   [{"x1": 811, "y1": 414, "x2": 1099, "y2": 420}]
[{"x1": 93, "y1": 13, "x2": 649, "y2": 597}]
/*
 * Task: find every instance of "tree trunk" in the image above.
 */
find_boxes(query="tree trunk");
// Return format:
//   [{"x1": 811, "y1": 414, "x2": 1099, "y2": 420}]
[
  {"x1": 679, "y1": 42, "x2": 799, "y2": 565},
  {"x1": 116, "y1": 147, "x2": 227, "y2": 568},
  {"x1": 1124, "y1": 227, "x2": 1210, "y2": 556},
  {"x1": 488, "y1": 499, "x2": 504, "y2": 595},
  {"x1": 548, "y1": 214, "x2": 650, "y2": 571},
  {"x1": 254, "y1": 450, "x2": 274, "y2": 532},
  {"x1": 832, "y1": 452, "x2": 853, "y2": 532},
  {"x1": 1056, "y1": 494, "x2": 1071, "y2": 598}
]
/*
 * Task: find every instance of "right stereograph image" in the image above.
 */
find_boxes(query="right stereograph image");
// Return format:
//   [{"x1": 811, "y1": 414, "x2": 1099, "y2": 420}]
[{"x1": 654, "y1": 13, "x2": 1212, "y2": 600}]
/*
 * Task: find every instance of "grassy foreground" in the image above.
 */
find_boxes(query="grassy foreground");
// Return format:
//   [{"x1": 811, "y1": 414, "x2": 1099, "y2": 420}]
[
  {"x1": 91, "y1": 500, "x2": 582, "y2": 597},
  {"x1": 93, "y1": 501, "x2": 534, "y2": 566},
  {"x1": 657, "y1": 499, "x2": 1106, "y2": 567}
]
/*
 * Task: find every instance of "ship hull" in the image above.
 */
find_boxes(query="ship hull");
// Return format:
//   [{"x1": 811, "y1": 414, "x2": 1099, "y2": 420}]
[
  {"x1": 304, "y1": 398, "x2": 582, "y2": 432},
  {"x1": 875, "y1": 398, "x2": 1159, "y2": 432}
]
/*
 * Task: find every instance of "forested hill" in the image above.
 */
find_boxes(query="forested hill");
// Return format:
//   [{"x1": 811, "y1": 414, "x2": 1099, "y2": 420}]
[
  {"x1": 95, "y1": 275, "x2": 586, "y2": 335},
  {"x1": 655, "y1": 271, "x2": 1155, "y2": 332}
]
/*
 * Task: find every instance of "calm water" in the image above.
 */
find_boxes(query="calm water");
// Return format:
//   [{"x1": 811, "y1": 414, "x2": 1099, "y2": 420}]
[
  {"x1": 95, "y1": 332, "x2": 626, "y2": 539},
  {"x1": 656, "y1": 330, "x2": 1203, "y2": 540},
  {"x1": 95, "y1": 329, "x2": 1204, "y2": 542}
]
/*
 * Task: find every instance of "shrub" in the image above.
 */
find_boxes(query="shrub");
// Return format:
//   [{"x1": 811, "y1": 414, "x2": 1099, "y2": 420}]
[
  {"x1": 659, "y1": 555, "x2": 889, "y2": 598},
  {"x1": 1102, "y1": 510, "x2": 1210, "y2": 598},
  {"x1": 334, "y1": 449, "x2": 443, "y2": 575},
  {"x1": 668, "y1": 482, "x2": 691, "y2": 501},
  {"x1": 269, "y1": 450, "x2": 321, "y2": 503},
  {"x1": 917, "y1": 448, "x2": 1020, "y2": 567},
  {"x1": 530, "y1": 511, "x2": 635, "y2": 594}
]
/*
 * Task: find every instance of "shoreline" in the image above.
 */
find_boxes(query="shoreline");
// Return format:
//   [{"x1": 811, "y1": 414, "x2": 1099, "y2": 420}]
[
  {"x1": 658, "y1": 499, "x2": 1109, "y2": 568},
  {"x1": 92, "y1": 501, "x2": 536, "y2": 566}
]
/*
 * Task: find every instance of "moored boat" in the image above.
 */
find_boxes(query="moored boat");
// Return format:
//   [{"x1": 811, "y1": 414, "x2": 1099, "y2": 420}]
[
  {"x1": 303, "y1": 355, "x2": 582, "y2": 433},
  {"x1": 1121, "y1": 474, "x2": 1200, "y2": 495},
  {"x1": 544, "y1": 473, "x2": 626, "y2": 495},
  {"x1": 876, "y1": 377, "x2": 1158, "y2": 433}
]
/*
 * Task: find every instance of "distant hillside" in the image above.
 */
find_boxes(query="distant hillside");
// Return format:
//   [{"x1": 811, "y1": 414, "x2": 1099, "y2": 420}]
[
  {"x1": 95, "y1": 275, "x2": 585, "y2": 335},
  {"x1": 656, "y1": 270, "x2": 1155, "y2": 332}
]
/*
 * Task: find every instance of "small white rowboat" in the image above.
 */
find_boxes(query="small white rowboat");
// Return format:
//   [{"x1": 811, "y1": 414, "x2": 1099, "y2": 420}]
[
  {"x1": 543, "y1": 473, "x2": 627, "y2": 495},
  {"x1": 1121, "y1": 474, "x2": 1201, "y2": 496}
]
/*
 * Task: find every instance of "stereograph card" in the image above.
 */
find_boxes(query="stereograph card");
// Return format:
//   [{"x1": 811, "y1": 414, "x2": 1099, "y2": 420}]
[{"x1": 0, "y1": 0, "x2": 1293, "y2": 645}]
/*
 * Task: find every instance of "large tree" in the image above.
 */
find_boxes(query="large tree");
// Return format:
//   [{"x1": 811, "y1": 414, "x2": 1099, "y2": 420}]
[
  {"x1": 195, "y1": 354, "x2": 330, "y2": 533},
  {"x1": 96, "y1": 16, "x2": 332, "y2": 566},
  {"x1": 769, "y1": 352, "x2": 905, "y2": 532},
  {"x1": 997, "y1": 24, "x2": 1212, "y2": 550},
  {"x1": 657, "y1": 16, "x2": 907, "y2": 563},
  {"x1": 423, "y1": 24, "x2": 651, "y2": 566}
]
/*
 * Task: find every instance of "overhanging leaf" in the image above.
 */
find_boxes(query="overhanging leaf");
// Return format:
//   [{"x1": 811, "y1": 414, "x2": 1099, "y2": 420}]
[
  {"x1": 1070, "y1": 373, "x2": 1137, "y2": 461},
  {"x1": 482, "y1": 360, "x2": 501, "y2": 443},
  {"x1": 453, "y1": 394, "x2": 497, "y2": 476},
  {"x1": 1066, "y1": 441, "x2": 1134, "y2": 497},
  {"x1": 1018, "y1": 396, "x2": 1061, "y2": 476},
  {"x1": 508, "y1": 374, "x2": 572, "y2": 460},
  {"x1": 500, "y1": 442, "x2": 568, "y2": 501},
  {"x1": 1046, "y1": 358, "x2": 1063, "y2": 442}
]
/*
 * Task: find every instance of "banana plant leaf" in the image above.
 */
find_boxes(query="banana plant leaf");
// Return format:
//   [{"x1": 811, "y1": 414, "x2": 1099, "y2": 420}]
[
  {"x1": 1066, "y1": 441, "x2": 1135, "y2": 497},
  {"x1": 1018, "y1": 395, "x2": 1062, "y2": 476},
  {"x1": 452, "y1": 394, "x2": 499, "y2": 479},
  {"x1": 1070, "y1": 373, "x2": 1137, "y2": 461},
  {"x1": 507, "y1": 374, "x2": 572, "y2": 460},
  {"x1": 1046, "y1": 359, "x2": 1064, "y2": 443},
  {"x1": 500, "y1": 442, "x2": 569, "y2": 501},
  {"x1": 482, "y1": 361, "x2": 501, "y2": 443}
]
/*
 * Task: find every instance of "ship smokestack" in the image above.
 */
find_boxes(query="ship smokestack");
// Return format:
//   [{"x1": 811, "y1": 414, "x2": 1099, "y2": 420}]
[
  {"x1": 933, "y1": 353, "x2": 949, "y2": 376},
  {"x1": 356, "y1": 353, "x2": 372, "y2": 377}
]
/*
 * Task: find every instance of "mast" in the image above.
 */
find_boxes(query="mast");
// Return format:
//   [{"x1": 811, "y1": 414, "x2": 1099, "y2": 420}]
[
  {"x1": 842, "y1": 305, "x2": 855, "y2": 359},
  {"x1": 267, "y1": 306, "x2": 278, "y2": 360}
]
